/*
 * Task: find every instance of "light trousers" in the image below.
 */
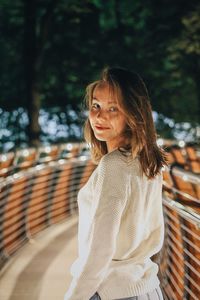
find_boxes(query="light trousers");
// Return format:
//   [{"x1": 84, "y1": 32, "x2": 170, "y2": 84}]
[{"x1": 89, "y1": 286, "x2": 163, "y2": 300}]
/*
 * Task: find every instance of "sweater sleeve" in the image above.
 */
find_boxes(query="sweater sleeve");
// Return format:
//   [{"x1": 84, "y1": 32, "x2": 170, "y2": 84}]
[{"x1": 64, "y1": 154, "x2": 128, "y2": 300}]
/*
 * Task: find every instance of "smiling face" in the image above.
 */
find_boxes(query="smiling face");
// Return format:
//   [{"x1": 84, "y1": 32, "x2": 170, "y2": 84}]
[{"x1": 89, "y1": 82, "x2": 127, "y2": 152}]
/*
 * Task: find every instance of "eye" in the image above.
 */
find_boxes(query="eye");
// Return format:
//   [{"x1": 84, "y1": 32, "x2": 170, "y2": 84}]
[
  {"x1": 91, "y1": 103, "x2": 100, "y2": 110},
  {"x1": 109, "y1": 106, "x2": 118, "y2": 112}
]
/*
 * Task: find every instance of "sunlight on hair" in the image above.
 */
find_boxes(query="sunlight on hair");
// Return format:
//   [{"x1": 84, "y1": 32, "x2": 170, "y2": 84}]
[
  {"x1": 161, "y1": 165, "x2": 168, "y2": 171},
  {"x1": 87, "y1": 143, "x2": 92, "y2": 149},
  {"x1": 157, "y1": 138, "x2": 164, "y2": 147}
]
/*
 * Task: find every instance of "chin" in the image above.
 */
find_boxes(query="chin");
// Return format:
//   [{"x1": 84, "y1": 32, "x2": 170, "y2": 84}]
[
  {"x1": 94, "y1": 134, "x2": 107, "y2": 142},
  {"x1": 95, "y1": 137, "x2": 107, "y2": 142}
]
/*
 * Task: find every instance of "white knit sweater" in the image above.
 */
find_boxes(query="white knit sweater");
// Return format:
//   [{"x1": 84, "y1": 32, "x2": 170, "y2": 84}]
[{"x1": 64, "y1": 149, "x2": 164, "y2": 300}]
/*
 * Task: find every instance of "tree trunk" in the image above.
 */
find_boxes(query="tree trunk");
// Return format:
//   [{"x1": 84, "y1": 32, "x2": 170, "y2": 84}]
[
  {"x1": 23, "y1": 0, "x2": 57, "y2": 147},
  {"x1": 24, "y1": 0, "x2": 41, "y2": 147}
]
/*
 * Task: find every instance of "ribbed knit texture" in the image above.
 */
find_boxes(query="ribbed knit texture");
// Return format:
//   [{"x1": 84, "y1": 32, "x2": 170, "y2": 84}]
[{"x1": 64, "y1": 149, "x2": 164, "y2": 300}]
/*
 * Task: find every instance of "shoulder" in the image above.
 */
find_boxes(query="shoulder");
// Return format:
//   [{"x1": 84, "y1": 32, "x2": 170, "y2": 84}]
[
  {"x1": 92, "y1": 150, "x2": 130, "y2": 196},
  {"x1": 97, "y1": 149, "x2": 140, "y2": 179},
  {"x1": 98, "y1": 149, "x2": 128, "y2": 170}
]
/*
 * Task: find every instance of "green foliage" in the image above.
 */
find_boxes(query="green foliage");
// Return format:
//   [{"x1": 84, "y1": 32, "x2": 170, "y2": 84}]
[
  {"x1": 0, "y1": 0, "x2": 199, "y2": 139},
  {"x1": 163, "y1": 4, "x2": 200, "y2": 124}
]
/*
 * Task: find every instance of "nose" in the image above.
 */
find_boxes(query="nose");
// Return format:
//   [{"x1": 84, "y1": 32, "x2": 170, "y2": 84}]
[{"x1": 96, "y1": 109, "x2": 108, "y2": 120}]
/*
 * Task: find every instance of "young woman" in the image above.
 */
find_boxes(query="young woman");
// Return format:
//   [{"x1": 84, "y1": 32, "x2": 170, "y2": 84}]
[{"x1": 64, "y1": 67, "x2": 167, "y2": 300}]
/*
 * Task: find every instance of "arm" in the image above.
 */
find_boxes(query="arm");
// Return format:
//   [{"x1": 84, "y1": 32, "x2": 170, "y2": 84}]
[{"x1": 64, "y1": 154, "x2": 128, "y2": 300}]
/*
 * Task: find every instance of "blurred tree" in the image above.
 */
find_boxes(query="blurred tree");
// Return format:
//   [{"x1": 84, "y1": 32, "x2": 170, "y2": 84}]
[
  {"x1": 0, "y1": 0, "x2": 199, "y2": 147},
  {"x1": 0, "y1": 0, "x2": 101, "y2": 145},
  {"x1": 167, "y1": 4, "x2": 200, "y2": 121},
  {"x1": 24, "y1": 0, "x2": 57, "y2": 145},
  {"x1": 132, "y1": 0, "x2": 200, "y2": 125}
]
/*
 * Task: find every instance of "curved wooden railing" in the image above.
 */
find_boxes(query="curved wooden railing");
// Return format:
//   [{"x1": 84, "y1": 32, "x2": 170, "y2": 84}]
[
  {"x1": 160, "y1": 163, "x2": 200, "y2": 300},
  {"x1": 0, "y1": 143, "x2": 88, "y2": 178},
  {"x1": 165, "y1": 143, "x2": 200, "y2": 174},
  {"x1": 0, "y1": 147, "x2": 95, "y2": 270},
  {"x1": 0, "y1": 142, "x2": 200, "y2": 300}
]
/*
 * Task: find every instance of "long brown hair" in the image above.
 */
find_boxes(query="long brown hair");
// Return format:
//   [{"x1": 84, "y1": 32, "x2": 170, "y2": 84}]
[{"x1": 84, "y1": 67, "x2": 167, "y2": 179}]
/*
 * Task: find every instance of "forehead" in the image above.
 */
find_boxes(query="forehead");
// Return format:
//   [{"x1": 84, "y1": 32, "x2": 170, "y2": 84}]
[{"x1": 92, "y1": 82, "x2": 117, "y2": 103}]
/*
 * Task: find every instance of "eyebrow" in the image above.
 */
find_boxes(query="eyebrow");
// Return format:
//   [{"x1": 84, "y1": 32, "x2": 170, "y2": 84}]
[{"x1": 92, "y1": 97, "x2": 117, "y2": 104}]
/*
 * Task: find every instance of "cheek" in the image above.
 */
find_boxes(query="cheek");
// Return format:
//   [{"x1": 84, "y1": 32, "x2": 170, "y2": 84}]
[
  {"x1": 89, "y1": 110, "x2": 97, "y2": 117},
  {"x1": 89, "y1": 111, "x2": 94, "y2": 121},
  {"x1": 112, "y1": 115, "x2": 126, "y2": 128},
  {"x1": 88, "y1": 111, "x2": 96, "y2": 127}
]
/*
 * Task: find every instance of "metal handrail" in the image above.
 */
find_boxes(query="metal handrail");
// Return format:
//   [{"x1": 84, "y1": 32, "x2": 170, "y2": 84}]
[
  {"x1": 160, "y1": 194, "x2": 200, "y2": 300},
  {"x1": 163, "y1": 194, "x2": 200, "y2": 226},
  {"x1": 171, "y1": 166, "x2": 200, "y2": 185}
]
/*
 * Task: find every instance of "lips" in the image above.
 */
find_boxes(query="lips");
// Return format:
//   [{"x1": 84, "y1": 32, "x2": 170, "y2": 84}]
[{"x1": 94, "y1": 124, "x2": 110, "y2": 130}]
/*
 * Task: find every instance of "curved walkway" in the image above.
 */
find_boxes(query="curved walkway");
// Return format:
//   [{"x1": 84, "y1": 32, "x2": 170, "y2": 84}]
[{"x1": 0, "y1": 215, "x2": 78, "y2": 300}]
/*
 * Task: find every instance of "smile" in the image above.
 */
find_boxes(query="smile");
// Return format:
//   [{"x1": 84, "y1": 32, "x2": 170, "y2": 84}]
[{"x1": 94, "y1": 125, "x2": 110, "y2": 130}]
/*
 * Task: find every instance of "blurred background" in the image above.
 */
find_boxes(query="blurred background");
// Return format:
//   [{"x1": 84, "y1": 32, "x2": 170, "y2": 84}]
[
  {"x1": 0, "y1": 2, "x2": 200, "y2": 300},
  {"x1": 0, "y1": 0, "x2": 200, "y2": 152}
]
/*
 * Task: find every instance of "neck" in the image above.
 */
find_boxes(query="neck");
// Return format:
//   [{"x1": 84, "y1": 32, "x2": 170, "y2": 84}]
[{"x1": 106, "y1": 139, "x2": 131, "y2": 153}]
